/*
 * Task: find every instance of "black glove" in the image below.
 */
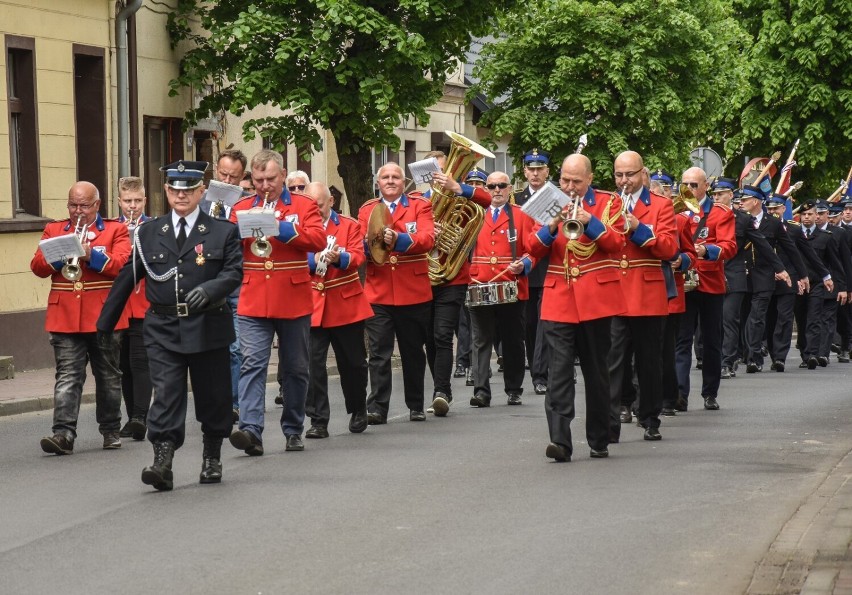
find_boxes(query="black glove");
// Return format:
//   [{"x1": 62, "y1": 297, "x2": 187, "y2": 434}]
[
  {"x1": 96, "y1": 330, "x2": 114, "y2": 350},
  {"x1": 185, "y1": 287, "x2": 210, "y2": 310}
]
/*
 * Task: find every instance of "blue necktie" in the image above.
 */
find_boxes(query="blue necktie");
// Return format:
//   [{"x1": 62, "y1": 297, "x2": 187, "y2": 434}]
[
  {"x1": 388, "y1": 202, "x2": 396, "y2": 213},
  {"x1": 492, "y1": 208, "x2": 499, "y2": 223}
]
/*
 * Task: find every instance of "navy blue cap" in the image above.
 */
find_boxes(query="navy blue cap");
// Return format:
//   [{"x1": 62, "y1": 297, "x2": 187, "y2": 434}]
[
  {"x1": 161, "y1": 160, "x2": 208, "y2": 189},
  {"x1": 650, "y1": 169, "x2": 673, "y2": 186},
  {"x1": 765, "y1": 193, "x2": 786, "y2": 207},
  {"x1": 465, "y1": 167, "x2": 488, "y2": 183},
  {"x1": 740, "y1": 185, "x2": 767, "y2": 202},
  {"x1": 798, "y1": 200, "x2": 817, "y2": 212},
  {"x1": 815, "y1": 200, "x2": 829, "y2": 213},
  {"x1": 840, "y1": 197, "x2": 852, "y2": 208},
  {"x1": 523, "y1": 148, "x2": 550, "y2": 168},
  {"x1": 829, "y1": 204, "x2": 843, "y2": 216},
  {"x1": 711, "y1": 177, "x2": 737, "y2": 193}
]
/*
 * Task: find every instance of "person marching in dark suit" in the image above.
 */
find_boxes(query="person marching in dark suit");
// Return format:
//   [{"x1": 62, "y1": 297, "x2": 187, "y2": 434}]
[
  {"x1": 815, "y1": 201, "x2": 851, "y2": 363},
  {"x1": 794, "y1": 200, "x2": 846, "y2": 369},
  {"x1": 98, "y1": 160, "x2": 243, "y2": 490},
  {"x1": 515, "y1": 149, "x2": 552, "y2": 395},
  {"x1": 737, "y1": 185, "x2": 793, "y2": 372},
  {"x1": 764, "y1": 194, "x2": 815, "y2": 371},
  {"x1": 836, "y1": 195, "x2": 852, "y2": 360}
]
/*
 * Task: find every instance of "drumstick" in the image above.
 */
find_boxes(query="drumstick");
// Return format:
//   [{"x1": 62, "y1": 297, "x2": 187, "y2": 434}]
[{"x1": 486, "y1": 265, "x2": 515, "y2": 283}]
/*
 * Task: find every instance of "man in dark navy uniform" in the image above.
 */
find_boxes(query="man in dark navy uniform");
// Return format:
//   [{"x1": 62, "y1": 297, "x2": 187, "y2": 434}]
[{"x1": 98, "y1": 160, "x2": 243, "y2": 491}]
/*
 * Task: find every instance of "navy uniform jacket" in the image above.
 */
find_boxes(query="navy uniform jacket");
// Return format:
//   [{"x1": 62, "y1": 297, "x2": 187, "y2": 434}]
[
  {"x1": 749, "y1": 213, "x2": 799, "y2": 293},
  {"x1": 829, "y1": 224, "x2": 852, "y2": 291},
  {"x1": 802, "y1": 226, "x2": 846, "y2": 299},
  {"x1": 97, "y1": 209, "x2": 243, "y2": 353},
  {"x1": 725, "y1": 209, "x2": 783, "y2": 293},
  {"x1": 773, "y1": 220, "x2": 818, "y2": 295}
]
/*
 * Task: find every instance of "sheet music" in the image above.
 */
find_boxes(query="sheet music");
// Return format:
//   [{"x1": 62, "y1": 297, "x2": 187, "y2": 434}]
[
  {"x1": 235, "y1": 210, "x2": 280, "y2": 239},
  {"x1": 207, "y1": 180, "x2": 245, "y2": 207},
  {"x1": 39, "y1": 234, "x2": 85, "y2": 263},
  {"x1": 408, "y1": 157, "x2": 442, "y2": 185},
  {"x1": 520, "y1": 183, "x2": 572, "y2": 225}
]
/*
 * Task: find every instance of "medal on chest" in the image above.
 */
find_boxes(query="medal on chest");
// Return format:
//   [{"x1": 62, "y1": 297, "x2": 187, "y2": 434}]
[{"x1": 195, "y1": 244, "x2": 205, "y2": 266}]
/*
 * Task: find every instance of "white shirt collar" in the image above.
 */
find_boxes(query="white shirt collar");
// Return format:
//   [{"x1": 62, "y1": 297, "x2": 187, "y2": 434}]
[{"x1": 172, "y1": 207, "x2": 200, "y2": 236}]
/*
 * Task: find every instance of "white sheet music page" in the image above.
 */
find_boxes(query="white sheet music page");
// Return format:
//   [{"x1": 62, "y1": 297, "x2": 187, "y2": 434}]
[
  {"x1": 207, "y1": 180, "x2": 245, "y2": 207},
  {"x1": 39, "y1": 234, "x2": 85, "y2": 262},
  {"x1": 520, "y1": 183, "x2": 571, "y2": 225},
  {"x1": 408, "y1": 157, "x2": 442, "y2": 186},
  {"x1": 235, "y1": 210, "x2": 280, "y2": 239}
]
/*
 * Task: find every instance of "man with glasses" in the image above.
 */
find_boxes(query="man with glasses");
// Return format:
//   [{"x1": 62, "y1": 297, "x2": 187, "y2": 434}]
[
  {"x1": 467, "y1": 171, "x2": 537, "y2": 409},
  {"x1": 674, "y1": 169, "x2": 736, "y2": 411},
  {"x1": 607, "y1": 151, "x2": 678, "y2": 442},
  {"x1": 98, "y1": 160, "x2": 242, "y2": 489},
  {"x1": 286, "y1": 170, "x2": 310, "y2": 194},
  {"x1": 31, "y1": 182, "x2": 131, "y2": 455}
]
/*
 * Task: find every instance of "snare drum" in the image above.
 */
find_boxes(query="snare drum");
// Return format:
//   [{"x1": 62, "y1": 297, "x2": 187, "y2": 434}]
[{"x1": 466, "y1": 281, "x2": 519, "y2": 307}]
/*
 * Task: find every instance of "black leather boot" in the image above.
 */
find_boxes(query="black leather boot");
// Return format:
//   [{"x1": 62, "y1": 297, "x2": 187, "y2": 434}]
[
  {"x1": 141, "y1": 441, "x2": 175, "y2": 491},
  {"x1": 199, "y1": 436, "x2": 223, "y2": 484}
]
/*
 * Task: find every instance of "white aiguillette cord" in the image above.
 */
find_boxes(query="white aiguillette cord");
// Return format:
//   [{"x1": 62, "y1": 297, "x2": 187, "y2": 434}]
[{"x1": 133, "y1": 230, "x2": 179, "y2": 302}]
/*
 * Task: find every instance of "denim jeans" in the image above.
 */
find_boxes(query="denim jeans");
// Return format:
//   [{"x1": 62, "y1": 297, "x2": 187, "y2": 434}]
[
  {"x1": 237, "y1": 315, "x2": 310, "y2": 440},
  {"x1": 49, "y1": 332, "x2": 122, "y2": 439},
  {"x1": 227, "y1": 294, "x2": 242, "y2": 409}
]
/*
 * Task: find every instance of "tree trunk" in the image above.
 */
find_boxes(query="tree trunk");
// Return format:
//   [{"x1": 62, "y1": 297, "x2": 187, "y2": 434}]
[{"x1": 334, "y1": 133, "x2": 374, "y2": 217}]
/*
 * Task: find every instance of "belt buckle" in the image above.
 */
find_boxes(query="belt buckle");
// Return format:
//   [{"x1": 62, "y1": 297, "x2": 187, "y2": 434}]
[{"x1": 176, "y1": 302, "x2": 190, "y2": 317}]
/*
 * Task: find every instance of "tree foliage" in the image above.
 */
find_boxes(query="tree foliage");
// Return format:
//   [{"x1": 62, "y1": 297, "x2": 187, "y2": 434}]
[
  {"x1": 727, "y1": 0, "x2": 852, "y2": 196},
  {"x1": 470, "y1": 0, "x2": 747, "y2": 187},
  {"x1": 168, "y1": 0, "x2": 517, "y2": 213}
]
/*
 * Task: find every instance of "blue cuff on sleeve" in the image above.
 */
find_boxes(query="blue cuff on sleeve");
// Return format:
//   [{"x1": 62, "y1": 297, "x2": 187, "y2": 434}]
[
  {"x1": 629, "y1": 221, "x2": 654, "y2": 247},
  {"x1": 678, "y1": 253, "x2": 692, "y2": 272},
  {"x1": 335, "y1": 250, "x2": 350, "y2": 270},
  {"x1": 50, "y1": 260, "x2": 65, "y2": 271},
  {"x1": 704, "y1": 244, "x2": 721, "y2": 261},
  {"x1": 394, "y1": 232, "x2": 413, "y2": 253},
  {"x1": 522, "y1": 256, "x2": 532, "y2": 276},
  {"x1": 276, "y1": 220, "x2": 298, "y2": 243},
  {"x1": 584, "y1": 215, "x2": 605, "y2": 241},
  {"x1": 536, "y1": 226, "x2": 557, "y2": 247},
  {"x1": 308, "y1": 253, "x2": 317, "y2": 274},
  {"x1": 87, "y1": 249, "x2": 109, "y2": 273},
  {"x1": 458, "y1": 183, "x2": 474, "y2": 199}
]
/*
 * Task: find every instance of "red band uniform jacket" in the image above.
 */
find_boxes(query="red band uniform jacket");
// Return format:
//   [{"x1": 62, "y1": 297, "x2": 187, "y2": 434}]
[
  {"x1": 30, "y1": 214, "x2": 131, "y2": 333},
  {"x1": 470, "y1": 202, "x2": 539, "y2": 300},
  {"x1": 117, "y1": 214, "x2": 152, "y2": 319},
  {"x1": 669, "y1": 212, "x2": 698, "y2": 314},
  {"x1": 619, "y1": 187, "x2": 679, "y2": 316},
  {"x1": 680, "y1": 198, "x2": 737, "y2": 294},
  {"x1": 308, "y1": 210, "x2": 373, "y2": 328},
  {"x1": 527, "y1": 187, "x2": 628, "y2": 323},
  {"x1": 358, "y1": 194, "x2": 435, "y2": 306},
  {"x1": 230, "y1": 190, "x2": 326, "y2": 319}
]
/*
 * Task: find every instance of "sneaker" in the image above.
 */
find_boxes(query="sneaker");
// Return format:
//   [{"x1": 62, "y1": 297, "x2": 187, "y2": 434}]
[
  {"x1": 103, "y1": 432, "x2": 122, "y2": 450},
  {"x1": 285, "y1": 434, "x2": 305, "y2": 451},
  {"x1": 453, "y1": 364, "x2": 467, "y2": 378},
  {"x1": 40, "y1": 434, "x2": 74, "y2": 455},
  {"x1": 431, "y1": 393, "x2": 450, "y2": 417}
]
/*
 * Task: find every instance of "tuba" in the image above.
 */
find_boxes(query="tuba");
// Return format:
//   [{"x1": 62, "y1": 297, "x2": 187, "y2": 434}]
[
  {"x1": 61, "y1": 215, "x2": 89, "y2": 281},
  {"x1": 427, "y1": 131, "x2": 494, "y2": 285},
  {"x1": 672, "y1": 183, "x2": 702, "y2": 215}
]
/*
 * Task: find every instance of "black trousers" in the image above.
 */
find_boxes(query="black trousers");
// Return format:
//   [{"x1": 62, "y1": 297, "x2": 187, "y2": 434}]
[
  {"x1": 119, "y1": 317, "x2": 152, "y2": 420},
  {"x1": 722, "y1": 292, "x2": 748, "y2": 368},
  {"x1": 609, "y1": 315, "x2": 664, "y2": 437},
  {"x1": 456, "y1": 303, "x2": 472, "y2": 368},
  {"x1": 767, "y1": 293, "x2": 795, "y2": 363},
  {"x1": 529, "y1": 288, "x2": 550, "y2": 385},
  {"x1": 821, "y1": 299, "x2": 839, "y2": 358},
  {"x1": 470, "y1": 299, "x2": 526, "y2": 400},
  {"x1": 662, "y1": 313, "x2": 682, "y2": 409},
  {"x1": 365, "y1": 302, "x2": 430, "y2": 417},
  {"x1": 145, "y1": 344, "x2": 232, "y2": 449},
  {"x1": 838, "y1": 303, "x2": 852, "y2": 351},
  {"x1": 795, "y1": 293, "x2": 827, "y2": 360},
  {"x1": 543, "y1": 318, "x2": 611, "y2": 455},
  {"x1": 676, "y1": 291, "x2": 724, "y2": 401},
  {"x1": 306, "y1": 322, "x2": 368, "y2": 426},
  {"x1": 426, "y1": 284, "x2": 466, "y2": 398},
  {"x1": 745, "y1": 291, "x2": 772, "y2": 366}
]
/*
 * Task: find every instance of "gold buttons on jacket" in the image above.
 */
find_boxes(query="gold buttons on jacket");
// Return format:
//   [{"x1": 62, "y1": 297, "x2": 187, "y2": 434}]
[
  {"x1": 316, "y1": 282, "x2": 325, "y2": 291},
  {"x1": 264, "y1": 261, "x2": 273, "y2": 270},
  {"x1": 389, "y1": 255, "x2": 398, "y2": 264},
  {"x1": 490, "y1": 256, "x2": 498, "y2": 264},
  {"x1": 74, "y1": 282, "x2": 83, "y2": 291}
]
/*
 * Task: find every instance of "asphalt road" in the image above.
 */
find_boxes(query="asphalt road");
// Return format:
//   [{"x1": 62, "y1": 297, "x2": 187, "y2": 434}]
[{"x1": 2, "y1": 359, "x2": 851, "y2": 594}]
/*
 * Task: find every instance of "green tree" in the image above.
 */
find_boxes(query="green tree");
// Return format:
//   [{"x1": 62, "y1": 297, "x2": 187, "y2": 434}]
[
  {"x1": 727, "y1": 0, "x2": 852, "y2": 196},
  {"x1": 168, "y1": 0, "x2": 517, "y2": 213},
  {"x1": 470, "y1": 0, "x2": 746, "y2": 186}
]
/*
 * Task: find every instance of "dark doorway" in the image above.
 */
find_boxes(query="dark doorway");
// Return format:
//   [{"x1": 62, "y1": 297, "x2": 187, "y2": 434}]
[{"x1": 73, "y1": 46, "x2": 107, "y2": 216}]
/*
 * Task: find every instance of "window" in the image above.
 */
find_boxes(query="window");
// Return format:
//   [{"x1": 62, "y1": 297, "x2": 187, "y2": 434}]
[
  {"x1": 143, "y1": 117, "x2": 183, "y2": 216},
  {"x1": 73, "y1": 46, "x2": 107, "y2": 216},
  {"x1": 6, "y1": 36, "x2": 39, "y2": 217}
]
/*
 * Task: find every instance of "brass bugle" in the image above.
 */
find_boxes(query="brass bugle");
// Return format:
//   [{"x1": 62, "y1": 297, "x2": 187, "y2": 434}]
[
  {"x1": 561, "y1": 193, "x2": 584, "y2": 239},
  {"x1": 250, "y1": 192, "x2": 273, "y2": 258},
  {"x1": 61, "y1": 215, "x2": 88, "y2": 281}
]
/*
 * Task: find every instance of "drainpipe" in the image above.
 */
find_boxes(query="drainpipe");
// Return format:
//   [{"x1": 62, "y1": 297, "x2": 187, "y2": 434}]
[{"x1": 116, "y1": 0, "x2": 143, "y2": 179}]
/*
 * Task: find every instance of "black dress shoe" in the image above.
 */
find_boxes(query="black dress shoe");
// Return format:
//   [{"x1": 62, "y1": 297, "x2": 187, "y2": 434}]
[
  {"x1": 507, "y1": 393, "x2": 523, "y2": 406},
  {"x1": 839, "y1": 351, "x2": 851, "y2": 363},
  {"x1": 431, "y1": 393, "x2": 450, "y2": 417},
  {"x1": 746, "y1": 362, "x2": 761, "y2": 373},
  {"x1": 545, "y1": 443, "x2": 571, "y2": 462},
  {"x1": 285, "y1": 434, "x2": 304, "y2": 451},
  {"x1": 773, "y1": 360, "x2": 785, "y2": 372},
  {"x1": 349, "y1": 410, "x2": 368, "y2": 433},
  {"x1": 644, "y1": 427, "x2": 662, "y2": 441},
  {"x1": 274, "y1": 395, "x2": 283, "y2": 406},
  {"x1": 409, "y1": 410, "x2": 426, "y2": 421},
  {"x1": 619, "y1": 406, "x2": 632, "y2": 424},
  {"x1": 453, "y1": 364, "x2": 467, "y2": 378},
  {"x1": 305, "y1": 425, "x2": 329, "y2": 439},
  {"x1": 40, "y1": 434, "x2": 74, "y2": 455},
  {"x1": 534, "y1": 383, "x2": 547, "y2": 395},
  {"x1": 465, "y1": 369, "x2": 474, "y2": 386},
  {"x1": 703, "y1": 396, "x2": 720, "y2": 410},
  {"x1": 674, "y1": 396, "x2": 688, "y2": 412},
  {"x1": 799, "y1": 360, "x2": 810, "y2": 369},
  {"x1": 661, "y1": 407, "x2": 676, "y2": 417},
  {"x1": 367, "y1": 412, "x2": 387, "y2": 425},
  {"x1": 199, "y1": 437, "x2": 223, "y2": 484},
  {"x1": 695, "y1": 358, "x2": 703, "y2": 369},
  {"x1": 127, "y1": 418, "x2": 147, "y2": 441},
  {"x1": 229, "y1": 429, "x2": 264, "y2": 456},
  {"x1": 807, "y1": 356, "x2": 818, "y2": 369},
  {"x1": 590, "y1": 447, "x2": 609, "y2": 458},
  {"x1": 817, "y1": 356, "x2": 829, "y2": 367},
  {"x1": 470, "y1": 393, "x2": 490, "y2": 408},
  {"x1": 119, "y1": 421, "x2": 134, "y2": 438}
]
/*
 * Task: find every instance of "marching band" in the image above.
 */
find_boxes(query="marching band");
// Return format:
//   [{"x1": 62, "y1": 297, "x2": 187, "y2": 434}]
[{"x1": 30, "y1": 139, "x2": 852, "y2": 488}]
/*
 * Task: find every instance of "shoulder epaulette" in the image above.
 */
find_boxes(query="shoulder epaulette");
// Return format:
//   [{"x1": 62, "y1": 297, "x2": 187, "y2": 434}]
[
  {"x1": 713, "y1": 203, "x2": 732, "y2": 212},
  {"x1": 785, "y1": 220, "x2": 801, "y2": 226},
  {"x1": 407, "y1": 193, "x2": 430, "y2": 203},
  {"x1": 339, "y1": 213, "x2": 358, "y2": 223},
  {"x1": 361, "y1": 197, "x2": 380, "y2": 208}
]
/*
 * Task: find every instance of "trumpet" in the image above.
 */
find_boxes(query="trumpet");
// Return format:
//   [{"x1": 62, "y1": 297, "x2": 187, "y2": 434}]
[
  {"x1": 315, "y1": 235, "x2": 338, "y2": 277},
  {"x1": 618, "y1": 184, "x2": 631, "y2": 231},
  {"x1": 250, "y1": 192, "x2": 273, "y2": 258},
  {"x1": 61, "y1": 215, "x2": 89, "y2": 281},
  {"x1": 561, "y1": 192, "x2": 585, "y2": 239}
]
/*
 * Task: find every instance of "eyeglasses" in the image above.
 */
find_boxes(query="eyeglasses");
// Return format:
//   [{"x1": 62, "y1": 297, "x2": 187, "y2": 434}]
[
  {"x1": 67, "y1": 202, "x2": 97, "y2": 211},
  {"x1": 288, "y1": 184, "x2": 306, "y2": 192},
  {"x1": 686, "y1": 182, "x2": 701, "y2": 189},
  {"x1": 614, "y1": 170, "x2": 641, "y2": 180},
  {"x1": 486, "y1": 183, "x2": 511, "y2": 190}
]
